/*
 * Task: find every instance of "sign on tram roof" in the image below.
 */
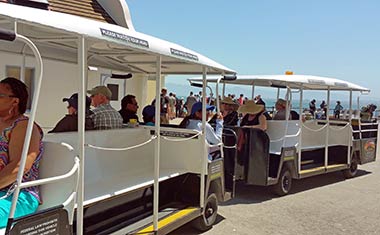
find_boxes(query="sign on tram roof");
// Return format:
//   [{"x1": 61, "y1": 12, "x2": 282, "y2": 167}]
[{"x1": 0, "y1": 3, "x2": 235, "y2": 75}]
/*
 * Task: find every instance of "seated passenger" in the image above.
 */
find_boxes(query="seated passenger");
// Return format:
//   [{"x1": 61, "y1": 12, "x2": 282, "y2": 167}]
[
  {"x1": 273, "y1": 99, "x2": 288, "y2": 120},
  {"x1": 87, "y1": 86, "x2": 123, "y2": 130},
  {"x1": 255, "y1": 96, "x2": 272, "y2": 120},
  {"x1": 49, "y1": 93, "x2": 94, "y2": 133},
  {"x1": 142, "y1": 105, "x2": 155, "y2": 126},
  {"x1": 236, "y1": 100, "x2": 266, "y2": 154},
  {"x1": 179, "y1": 102, "x2": 223, "y2": 149},
  {"x1": 119, "y1": 94, "x2": 140, "y2": 124},
  {"x1": 238, "y1": 100, "x2": 267, "y2": 131},
  {"x1": 221, "y1": 97, "x2": 239, "y2": 126},
  {"x1": 273, "y1": 98, "x2": 299, "y2": 120},
  {"x1": 0, "y1": 78, "x2": 44, "y2": 228},
  {"x1": 360, "y1": 104, "x2": 377, "y2": 121}
]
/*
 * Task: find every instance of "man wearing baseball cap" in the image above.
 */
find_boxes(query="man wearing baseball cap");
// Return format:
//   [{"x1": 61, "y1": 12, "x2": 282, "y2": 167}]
[
  {"x1": 179, "y1": 102, "x2": 224, "y2": 158},
  {"x1": 87, "y1": 85, "x2": 123, "y2": 130},
  {"x1": 49, "y1": 93, "x2": 94, "y2": 133}
]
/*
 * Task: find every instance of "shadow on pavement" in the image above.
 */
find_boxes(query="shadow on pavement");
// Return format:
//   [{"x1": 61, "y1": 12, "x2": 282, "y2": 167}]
[
  {"x1": 222, "y1": 169, "x2": 371, "y2": 206},
  {"x1": 169, "y1": 214, "x2": 225, "y2": 235},
  {"x1": 169, "y1": 169, "x2": 371, "y2": 234}
]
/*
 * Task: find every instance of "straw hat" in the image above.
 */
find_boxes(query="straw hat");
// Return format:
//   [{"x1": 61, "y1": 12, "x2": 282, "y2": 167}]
[
  {"x1": 221, "y1": 96, "x2": 237, "y2": 105},
  {"x1": 238, "y1": 100, "x2": 264, "y2": 114}
]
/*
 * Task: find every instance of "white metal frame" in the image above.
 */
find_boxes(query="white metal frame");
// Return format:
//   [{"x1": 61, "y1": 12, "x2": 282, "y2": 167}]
[{"x1": 192, "y1": 75, "x2": 377, "y2": 177}]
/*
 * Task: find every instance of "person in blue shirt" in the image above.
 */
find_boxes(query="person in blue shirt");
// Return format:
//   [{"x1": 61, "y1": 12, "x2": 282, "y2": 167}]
[
  {"x1": 142, "y1": 105, "x2": 155, "y2": 126},
  {"x1": 179, "y1": 102, "x2": 223, "y2": 149}
]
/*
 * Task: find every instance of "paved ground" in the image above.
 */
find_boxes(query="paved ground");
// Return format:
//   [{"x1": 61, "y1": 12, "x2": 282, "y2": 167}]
[{"x1": 170, "y1": 160, "x2": 380, "y2": 235}]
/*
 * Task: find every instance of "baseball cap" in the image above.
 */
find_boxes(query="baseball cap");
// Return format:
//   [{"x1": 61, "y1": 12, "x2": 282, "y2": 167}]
[
  {"x1": 191, "y1": 102, "x2": 215, "y2": 115},
  {"x1": 63, "y1": 93, "x2": 91, "y2": 110},
  {"x1": 142, "y1": 105, "x2": 155, "y2": 117},
  {"x1": 87, "y1": 86, "x2": 112, "y2": 99}
]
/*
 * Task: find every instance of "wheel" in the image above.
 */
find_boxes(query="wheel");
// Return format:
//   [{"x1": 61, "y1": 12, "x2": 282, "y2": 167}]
[
  {"x1": 191, "y1": 193, "x2": 218, "y2": 231},
  {"x1": 271, "y1": 167, "x2": 292, "y2": 196},
  {"x1": 342, "y1": 157, "x2": 358, "y2": 178}
]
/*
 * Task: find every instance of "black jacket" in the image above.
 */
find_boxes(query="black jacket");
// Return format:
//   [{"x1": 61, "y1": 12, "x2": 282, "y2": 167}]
[
  {"x1": 119, "y1": 109, "x2": 139, "y2": 124},
  {"x1": 49, "y1": 114, "x2": 94, "y2": 133}
]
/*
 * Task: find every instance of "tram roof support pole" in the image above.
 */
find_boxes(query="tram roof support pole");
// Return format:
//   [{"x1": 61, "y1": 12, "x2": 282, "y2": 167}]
[
  {"x1": 7, "y1": 32, "x2": 44, "y2": 227},
  {"x1": 325, "y1": 87, "x2": 330, "y2": 169},
  {"x1": 251, "y1": 82, "x2": 255, "y2": 99},
  {"x1": 200, "y1": 67, "x2": 207, "y2": 208},
  {"x1": 76, "y1": 36, "x2": 87, "y2": 235},
  {"x1": 153, "y1": 55, "x2": 162, "y2": 231},
  {"x1": 349, "y1": 90, "x2": 353, "y2": 121},
  {"x1": 216, "y1": 77, "x2": 222, "y2": 112},
  {"x1": 298, "y1": 87, "x2": 303, "y2": 174}
]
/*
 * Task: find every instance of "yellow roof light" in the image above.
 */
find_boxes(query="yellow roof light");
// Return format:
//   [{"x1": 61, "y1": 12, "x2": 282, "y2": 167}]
[{"x1": 285, "y1": 71, "x2": 293, "y2": 75}]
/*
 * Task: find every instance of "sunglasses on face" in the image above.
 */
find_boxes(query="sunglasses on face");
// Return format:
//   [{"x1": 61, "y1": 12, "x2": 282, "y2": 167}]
[{"x1": 0, "y1": 93, "x2": 16, "y2": 98}]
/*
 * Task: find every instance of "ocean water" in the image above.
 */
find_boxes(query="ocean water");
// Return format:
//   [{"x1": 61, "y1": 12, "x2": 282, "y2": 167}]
[{"x1": 175, "y1": 96, "x2": 379, "y2": 116}]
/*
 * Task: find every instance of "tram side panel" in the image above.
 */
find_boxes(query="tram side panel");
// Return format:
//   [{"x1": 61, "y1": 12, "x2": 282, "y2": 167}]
[
  {"x1": 225, "y1": 127, "x2": 288, "y2": 187},
  {"x1": 41, "y1": 127, "x2": 229, "y2": 234},
  {"x1": 352, "y1": 121, "x2": 378, "y2": 164}
]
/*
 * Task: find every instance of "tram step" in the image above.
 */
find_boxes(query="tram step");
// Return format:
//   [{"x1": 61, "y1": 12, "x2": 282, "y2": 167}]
[
  {"x1": 301, "y1": 162, "x2": 324, "y2": 171},
  {"x1": 122, "y1": 206, "x2": 200, "y2": 235},
  {"x1": 299, "y1": 166, "x2": 325, "y2": 177},
  {"x1": 301, "y1": 160, "x2": 314, "y2": 165}
]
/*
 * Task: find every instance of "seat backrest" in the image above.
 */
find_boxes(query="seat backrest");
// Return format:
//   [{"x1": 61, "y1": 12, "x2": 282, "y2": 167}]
[
  {"x1": 38, "y1": 141, "x2": 78, "y2": 217},
  {"x1": 266, "y1": 120, "x2": 300, "y2": 153}
]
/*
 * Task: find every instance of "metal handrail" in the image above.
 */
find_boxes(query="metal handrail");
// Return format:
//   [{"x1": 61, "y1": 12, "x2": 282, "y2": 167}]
[
  {"x1": 86, "y1": 135, "x2": 157, "y2": 151},
  {"x1": 270, "y1": 129, "x2": 301, "y2": 143},
  {"x1": 19, "y1": 157, "x2": 80, "y2": 188},
  {"x1": 207, "y1": 142, "x2": 224, "y2": 148},
  {"x1": 301, "y1": 122, "x2": 328, "y2": 132},
  {"x1": 161, "y1": 132, "x2": 201, "y2": 142},
  {"x1": 327, "y1": 123, "x2": 350, "y2": 131}
]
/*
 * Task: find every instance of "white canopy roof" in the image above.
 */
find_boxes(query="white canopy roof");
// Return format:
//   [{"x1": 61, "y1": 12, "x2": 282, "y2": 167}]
[
  {"x1": 189, "y1": 74, "x2": 370, "y2": 92},
  {"x1": 0, "y1": 3, "x2": 235, "y2": 75}
]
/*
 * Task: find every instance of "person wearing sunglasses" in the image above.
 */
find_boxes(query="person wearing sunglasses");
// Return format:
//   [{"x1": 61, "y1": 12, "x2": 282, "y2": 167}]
[
  {"x1": 119, "y1": 94, "x2": 140, "y2": 124},
  {"x1": 0, "y1": 77, "x2": 44, "y2": 228}
]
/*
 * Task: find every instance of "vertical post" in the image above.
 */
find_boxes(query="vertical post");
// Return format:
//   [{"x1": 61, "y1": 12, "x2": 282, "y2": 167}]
[
  {"x1": 215, "y1": 77, "x2": 221, "y2": 112},
  {"x1": 13, "y1": 19, "x2": 17, "y2": 33},
  {"x1": 325, "y1": 87, "x2": 330, "y2": 169},
  {"x1": 76, "y1": 36, "x2": 87, "y2": 235},
  {"x1": 7, "y1": 34, "x2": 43, "y2": 229},
  {"x1": 222, "y1": 83, "x2": 226, "y2": 98},
  {"x1": 200, "y1": 66, "x2": 207, "y2": 208},
  {"x1": 347, "y1": 90, "x2": 353, "y2": 166},
  {"x1": 298, "y1": 87, "x2": 303, "y2": 174},
  {"x1": 285, "y1": 87, "x2": 290, "y2": 121},
  {"x1": 251, "y1": 82, "x2": 255, "y2": 100},
  {"x1": 20, "y1": 53, "x2": 26, "y2": 82},
  {"x1": 15, "y1": 20, "x2": 26, "y2": 83},
  {"x1": 349, "y1": 90, "x2": 353, "y2": 121},
  {"x1": 357, "y1": 94, "x2": 363, "y2": 139},
  {"x1": 153, "y1": 56, "x2": 162, "y2": 231}
]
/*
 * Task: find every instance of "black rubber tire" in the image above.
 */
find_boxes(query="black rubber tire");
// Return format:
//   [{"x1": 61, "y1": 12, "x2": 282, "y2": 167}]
[
  {"x1": 191, "y1": 193, "x2": 218, "y2": 232},
  {"x1": 342, "y1": 157, "x2": 358, "y2": 179},
  {"x1": 271, "y1": 167, "x2": 292, "y2": 196}
]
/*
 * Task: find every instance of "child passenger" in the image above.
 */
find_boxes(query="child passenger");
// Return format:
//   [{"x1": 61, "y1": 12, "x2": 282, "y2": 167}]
[{"x1": 142, "y1": 105, "x2": 155, "y2": 126}]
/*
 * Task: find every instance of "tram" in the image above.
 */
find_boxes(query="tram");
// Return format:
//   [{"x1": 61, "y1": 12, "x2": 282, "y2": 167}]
[
  {"x1": 0, "y1": 3, "x2": 235, "y2": 234},
  {"x1": 189, "y1": 74, "x2": 379, "y2": 196}
]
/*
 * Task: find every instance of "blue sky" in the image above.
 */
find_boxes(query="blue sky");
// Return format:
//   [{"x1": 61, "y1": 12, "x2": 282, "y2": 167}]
[{"x1": 127, "y1": 1, "x2": 380, "y2": 100}]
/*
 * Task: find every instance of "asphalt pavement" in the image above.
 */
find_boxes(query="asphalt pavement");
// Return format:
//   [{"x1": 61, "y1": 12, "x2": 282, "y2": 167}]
[{"x1": 170, "y1": 160, "x2": 380, "y2": 235}]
